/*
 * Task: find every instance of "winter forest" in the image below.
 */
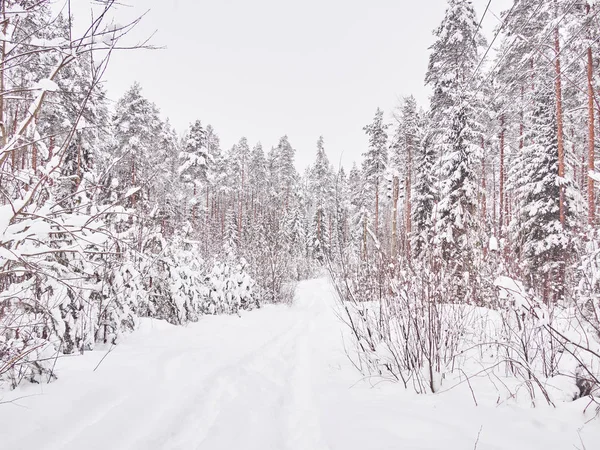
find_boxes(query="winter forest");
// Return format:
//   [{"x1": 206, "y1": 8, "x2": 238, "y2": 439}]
[{"x1": 1, "y1": 0, "x2": 600, "y2": 448}]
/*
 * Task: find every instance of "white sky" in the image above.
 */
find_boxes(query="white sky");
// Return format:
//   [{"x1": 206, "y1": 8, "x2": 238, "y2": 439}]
[{"x1": 75, "y1": 0, "x2": 513, "y2": 171}]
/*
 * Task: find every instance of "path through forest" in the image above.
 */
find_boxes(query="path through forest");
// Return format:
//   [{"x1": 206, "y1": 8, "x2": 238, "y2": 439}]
[{"x1": 0, "y1": 278, "x2": 597, "y2": 449}]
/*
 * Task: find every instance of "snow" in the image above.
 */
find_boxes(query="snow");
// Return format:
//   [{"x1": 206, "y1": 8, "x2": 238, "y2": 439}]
[
  {"x1": 29, "y1": 37, "x2": 67, "y2": 48},
  {"x1": 488, "y1": 235, "x2": 498, "y2": 251},
  {"x1": 0, "y1": 204, "x2": 13, "y2": 236},
  {"x1": 0, "y1": 278, "x2": 598, "y2": 449},
  {"x1": 35, "y1": 78, "x2": 59, "y2": 92},
  {"x1": 589, "y1": 170, "x2": 600, "y2": 183},
  {"x1": 124, "y1": 186, "x2": 141, "y2": 198},
  {"x1": 494, "y1": 275, "x2": 529, "y2": 310}
]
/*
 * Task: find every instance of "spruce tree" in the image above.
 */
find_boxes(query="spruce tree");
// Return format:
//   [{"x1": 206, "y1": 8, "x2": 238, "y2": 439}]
[
  {"x1": 362, "y1": 108, "x2": 389, "y2": 239},
  {"x1": 512, "y1": 84, "x2": 576, "y2": 301}
]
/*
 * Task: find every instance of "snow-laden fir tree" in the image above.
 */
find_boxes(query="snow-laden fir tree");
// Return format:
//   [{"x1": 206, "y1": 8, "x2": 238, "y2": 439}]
[
  {"x1": 308, "y1": 136, "x2": 334, "y2": 261},
  {"x1": 425, "y1": 0, "x2": 487, "y2": 135},
  {"x1": 424, "y1": 0, "x2": 487, "y2": 300},
  {"x1": 511, "y1": 83, "x2": 576, "y2": 302},
  {"x1": 411, "y1": 116, "x2": 437, "y2": 260}
]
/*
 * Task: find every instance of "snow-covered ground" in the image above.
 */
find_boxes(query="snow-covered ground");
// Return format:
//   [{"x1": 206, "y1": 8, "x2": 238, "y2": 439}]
[{"x1": 0, "y1": 278, "x2": 598, "y2": 449}]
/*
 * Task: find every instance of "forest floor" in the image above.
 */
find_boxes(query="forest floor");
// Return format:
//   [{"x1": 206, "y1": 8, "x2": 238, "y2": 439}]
[{"x1": 0, "y1": 277, "x2": 598, "y2": 449}]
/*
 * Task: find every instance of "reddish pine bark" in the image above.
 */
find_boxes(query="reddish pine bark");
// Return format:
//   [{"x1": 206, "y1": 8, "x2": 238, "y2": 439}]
[
  {"x1": 406, "y1": 141, "x2": 412, "y2": 260},
  {"x1": 587, "y1": 13, "x2": 595, "y2": 225},
  {"x1": 499, "y1": 115, "x2": 505, "y2": 236},
  {"x1": 391, "y1": 175, "x2": 399, "y2": 259},
  {"x1": 555, "y1": 25, "x2": 566, "y2": 228}
]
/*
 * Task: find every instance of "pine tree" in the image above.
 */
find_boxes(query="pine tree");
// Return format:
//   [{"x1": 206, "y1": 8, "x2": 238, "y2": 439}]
[
  {"x1": 392, "y1": 96, "x2": 421, "y2": 258},
  {"x1": 268, "y1": 136, "x2": 297, "y2": 210},
  {"x1": 111, "y1": 83, "x2": 165, "y2": 210},
  {"x1": 363, "y1": 108, "x2": 389, "y2": 239},
  {"x1": 248, "y1": 142, "x2": 268, "y2": 217}
]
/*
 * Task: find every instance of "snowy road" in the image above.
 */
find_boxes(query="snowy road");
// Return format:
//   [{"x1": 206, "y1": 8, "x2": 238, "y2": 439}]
[{"x1": 1, "y1": 278, "x2": 598, "y2": 449}]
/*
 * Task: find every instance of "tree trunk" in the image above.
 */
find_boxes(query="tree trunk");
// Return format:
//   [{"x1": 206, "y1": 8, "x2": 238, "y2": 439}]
[
  {"x1": 391, "y1": 175, "x2": 399, "y2": 259},
  {"x1": 499, "y1": 115, "x2": 505, "y2": 237},
  {"x1": 32, "y1": 144, "x2": 37, "y2": 174},
  {"x1": 375, "y1": 179, "x2": 379, "y2": 238},
  {"x1": 588, "y1": 9, "x2": 595, "y2": 225},
  {"x1": 317, "y1": 207, "x2": 322, "y2": 242},
  {"x1": 192, "y1": 184, "x2": 197, "y2": 222},
  {"x1": 571, "y1": 128, "x2": 583, "y2": 193},
  {"x1": 554, "y1": 3, "x2": 566, "y2": 302},
  {"x1": 492, "y1": 159, "x2": 497, "y2": 236},
  {"x1": 406, "y1": 143, "x2": 412, "y2": 260},
  {"x1": 221, "y1": 203, "x2": 225, "y2": 238},
  {"x1": 10, "y1": 105, "x2": 18, "y2": 170},
  {"x1": 555, "y1": 22, "x2": 566, "y2": 228},
  {"x1": 329, "y1": 213, "x2": 332, "y2": 255},
  {"x1": 0, "y1": 1, "x2": 7, "y2": 149},
  {"x1": 362, "y1": 215, "x2": 367, "y2": 260},
  {"x1": 131, "y1": 159, "x2": 136, "y2": 206},
  {"x1": 239, "y1": 155, "x2": 244, "y2": 239},
  {"x1": 48, "y1": 135, "x2": 54, "y2": 162},
  {"x1": 206, "y1": 186, "x2": 210, "y2": 226},
  {"x1": 481, "y1": 136, "x2": 487, "y2": 255},
  {"x1": 238, "y1": 191, "x2": 242, "y2": 243}
]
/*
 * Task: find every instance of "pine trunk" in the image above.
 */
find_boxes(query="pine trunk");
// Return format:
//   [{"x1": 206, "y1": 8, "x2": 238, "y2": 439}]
[
  {"x1": 131, "y1": 159, "x2": 136, "y2": 206},
  {"x1": 239, "y1": 157, "x2": 244, "y2": 239},
  {"x1": 10, "y1": 105, "x2": 17, "y2": 169},
  {"x1": 32, "y1": 144, "x2": 37, "y2": 174},
  {"x1": 0, "y1": 1, "x2": 6, "y2": 149},
  {"x1": 206, "y1": 187, "x2": 210, "y2": 225},
  {"x1": 192, "y1": 184, "x2": 197, "y2": 222},
  {"x1": 555, "y1": 24, "x2": 566, "y2": 228},
  {"x1": 48, "y1": 135, "x2": 54, "y2": 161},
  {"x1": 317, "y1": 207, "x2": 322, "y2": 242},
  {"x1": 391, "y1": 175, "x2": 399, "y2": 259},
  {"x1": 554, "y1": 5, "x2": 566, "y2": 302},
  {"x1": 362, "y1": 215, "x2": 367, "y2": 260},
  {"x1": 406, "y1": 144, "x2": 412, "y2": 260},
  {"x1": 329, "y1": 214, "x2": 332, "y2": 254},
  {"x1": 571, "y1": 129, "x2": 576, "y2": 188},
  {"x1": 375, "y1": 179, "x2": 379, "y2": 238},
  {"x1": 499, "y1": 115, "x2": 505, "y2": 236},
  {"x1": 492, "y1": 158, "x2": 496, "y2": 235},
  {"x1": 588, "y1": 35, "x2": 595, "y2": 225},
  {"x1": 481, "y1": 136, "x2": 487, "y2": 235}
]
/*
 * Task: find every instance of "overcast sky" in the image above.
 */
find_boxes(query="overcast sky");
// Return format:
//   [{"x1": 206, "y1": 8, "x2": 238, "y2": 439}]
[{"x1": 76, "y1": 0, "x2": 513, "y2": 171}]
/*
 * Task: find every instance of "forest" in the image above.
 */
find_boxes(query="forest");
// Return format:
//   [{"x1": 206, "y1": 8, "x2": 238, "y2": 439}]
[{"x1": 0, "y1": 0, "x2": 599, "y2": 423}]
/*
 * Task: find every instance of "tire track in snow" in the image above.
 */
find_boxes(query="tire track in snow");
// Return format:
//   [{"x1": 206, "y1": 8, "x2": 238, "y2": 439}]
[
  {"x1": 130, "y1": 312, "x2": 310, "y2": 449},
  {"x1": 283, "y1": 317, "x2": 331, "y2": 450},
  {"x1": 2, "y1": 279, "x2": 337, "y2": 450}
]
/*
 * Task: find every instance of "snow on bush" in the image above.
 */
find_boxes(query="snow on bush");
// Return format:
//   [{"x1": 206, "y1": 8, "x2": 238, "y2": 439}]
[
  {"x1": 204, "y1": 258, "x2": 258, "y2": 315},
  {"x1": 330, "y1": 259, "x2": 600, "y2": 406},
  {"x1": 0, "y1": 216, "x2": 260, "y2": 389}
]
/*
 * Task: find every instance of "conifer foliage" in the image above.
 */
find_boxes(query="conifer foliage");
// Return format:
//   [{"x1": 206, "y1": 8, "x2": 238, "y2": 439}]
[
  {"x1": 328, "y1": 0, "x2": 600, "y2": 401},
  {"x1": 0, "y1": 2, "x2": 300, "y2": 388},
  {"x1": 2, "y1": 0, "x2": 600, "y2": 403}
]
